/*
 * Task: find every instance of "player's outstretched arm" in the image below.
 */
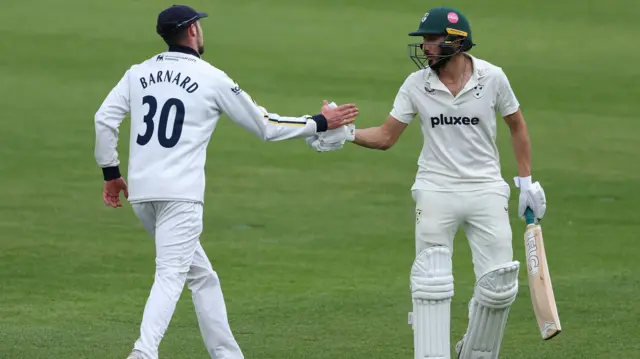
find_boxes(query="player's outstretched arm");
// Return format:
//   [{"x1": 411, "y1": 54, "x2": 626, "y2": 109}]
[
  {"x1": 216, "y1": 77, "x2": 358, "y2": 141},
  {"x1": 306, "y1": 74, "x2": 414, "y2": 152},
  {"x1": 352, "y1": 115, "x2": 408, "y2": 150},
  {"x1": 350, "y1": 74, "x2": 414, "y2": 151}
]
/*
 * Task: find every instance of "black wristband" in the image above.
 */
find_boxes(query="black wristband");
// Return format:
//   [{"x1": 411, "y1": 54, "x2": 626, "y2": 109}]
[
  {"x1": 102, "y1": 166, "x2": 121, "y2": 181},
  {"x1": 311, "y1": 114, "x2": 328, "y2": 132}
]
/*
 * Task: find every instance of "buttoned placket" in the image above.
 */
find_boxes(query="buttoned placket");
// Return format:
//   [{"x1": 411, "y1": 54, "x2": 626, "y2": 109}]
[{"x1": 423, "y1": 60, "x2": 481, "y2": 109}]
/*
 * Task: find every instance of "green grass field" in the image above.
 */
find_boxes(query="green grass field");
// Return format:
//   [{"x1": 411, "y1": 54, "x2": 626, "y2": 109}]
[{"x1": 1, "y1": 0, "x2": 639, "y2": 358}]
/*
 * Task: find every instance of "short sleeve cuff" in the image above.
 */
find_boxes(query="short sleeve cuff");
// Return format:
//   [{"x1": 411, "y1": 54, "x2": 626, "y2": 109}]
[
  {"x1": 390, "y1": 109, "x2": 414, "y2": 124},
  {"x1": 501, "y1": 104, "x2": 520, "y2": 117}
]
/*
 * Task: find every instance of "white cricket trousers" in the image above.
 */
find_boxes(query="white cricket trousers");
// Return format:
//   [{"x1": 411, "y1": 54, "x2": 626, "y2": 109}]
[
  {"x1": 131, "y1": 201, "x2": 243, "y2": 359},
  {"x1": 412, "y1": 184, "x2": 514, "y2": 280}
]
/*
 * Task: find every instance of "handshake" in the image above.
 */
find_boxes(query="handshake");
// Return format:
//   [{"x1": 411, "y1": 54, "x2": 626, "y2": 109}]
[{"x1": 306, "y1": 101, "x2": 358, "y2": 152}]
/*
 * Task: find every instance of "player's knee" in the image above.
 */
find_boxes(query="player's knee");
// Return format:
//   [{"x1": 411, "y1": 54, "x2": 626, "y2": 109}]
[
  {"x1": 474, "y1": 261, "x2": 520, "y2": 308},
  {"x1": 187, "y1": 267, "x2": 219, "y2": 291},
  {"x1": 410, "y1": 246, "x2": 454, "y2": 301},
  {"x1": 156, "y1": 256, "x2": 192, "y2": 275}
]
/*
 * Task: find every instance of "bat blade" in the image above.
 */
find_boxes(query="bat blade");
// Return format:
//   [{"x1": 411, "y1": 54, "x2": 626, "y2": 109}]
[{"x1": 524, "y1": 208, "x2": 561, "y2": 340}]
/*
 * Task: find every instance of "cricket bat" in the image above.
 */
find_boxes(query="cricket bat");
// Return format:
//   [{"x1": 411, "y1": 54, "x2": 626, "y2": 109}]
[{"x1": 523, "y1": 207, "x2": 562, "y2": 340}]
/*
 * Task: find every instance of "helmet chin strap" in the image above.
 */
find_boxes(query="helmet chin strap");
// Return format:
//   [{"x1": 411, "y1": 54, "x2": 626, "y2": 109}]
[{"x1": 427, "y1": 41, "x2": 464, "y2": 74}]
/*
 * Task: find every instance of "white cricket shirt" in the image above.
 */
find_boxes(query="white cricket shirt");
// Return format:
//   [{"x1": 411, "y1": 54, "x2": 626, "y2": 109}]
[
  {"x1": 390, "y1": 54, "x2": 520, "y2": 191},
  {"x1": 95, "y1": 46, "x2": 326, "y2": 203}
]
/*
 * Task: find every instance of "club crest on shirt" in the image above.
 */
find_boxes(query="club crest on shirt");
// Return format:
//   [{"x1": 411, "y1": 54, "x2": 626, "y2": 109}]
[
  {"x1": 424, "y1": 83, "x2": 435, "y2": 94},
  {"x1": 473, "y1": 84, "x2": 485, "y2": 99}
]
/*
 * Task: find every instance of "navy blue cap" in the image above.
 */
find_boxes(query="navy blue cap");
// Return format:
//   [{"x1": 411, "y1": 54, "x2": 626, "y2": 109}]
[{"x1": 157, "y1": 5, "x2": 208, "y2": 36}]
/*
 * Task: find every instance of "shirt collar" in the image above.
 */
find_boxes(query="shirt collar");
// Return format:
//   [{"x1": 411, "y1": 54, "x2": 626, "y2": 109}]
[{"x1": 168, "y1": 45, "x2": 200, "y2": 58}]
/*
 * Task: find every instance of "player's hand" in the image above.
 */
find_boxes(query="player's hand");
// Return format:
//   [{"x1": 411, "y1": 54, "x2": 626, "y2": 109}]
[
  {"x1": 514, "y1": 177, "x2": 546, "y2": 221},
  {"x1": 321, "y1": 100, "x2": 359, "y2": 130},
  {"x1": 306, "y1": 123, "x2": 355, "y2": 152},
  {"x1": 103, "y1": 177, "x2": 129, "y2": 208}
]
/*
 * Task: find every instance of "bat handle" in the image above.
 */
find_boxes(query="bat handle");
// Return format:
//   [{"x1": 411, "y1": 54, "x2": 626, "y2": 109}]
[{"x1": 525, "y1": 207, "x2": 535, "y2": 225}]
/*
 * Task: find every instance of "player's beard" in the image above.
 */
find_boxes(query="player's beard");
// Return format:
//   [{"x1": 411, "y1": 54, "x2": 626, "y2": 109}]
[
  {"x1": 195, "y1": 27, "x2": 205, "y2": 55},
  {"x1": 426, "y1": 46, "x2": 457, "y2": 75},
  {"x1": 428, "y1": 56, "x2": 450, "y2": 74}
]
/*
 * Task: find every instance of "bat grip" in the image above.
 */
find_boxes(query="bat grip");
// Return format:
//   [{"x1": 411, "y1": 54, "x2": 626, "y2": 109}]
[{"x1": 525, "y1": 207, "x2": 535, "y2": 225}]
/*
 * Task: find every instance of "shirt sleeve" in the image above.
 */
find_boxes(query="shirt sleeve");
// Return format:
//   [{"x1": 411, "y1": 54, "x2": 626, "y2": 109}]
[
  {"x1": 390, "y1": 75, "x2": 418, "y2": 124},
  {"x1": 495, "y1": 68, "x2": 520, "y2": 117},
  {"x1": 94, "y1": 68, "x2": 131, "y2": 180},
  {"x1": 214, "y1": 75, "x2": 327, "y2": 141}
]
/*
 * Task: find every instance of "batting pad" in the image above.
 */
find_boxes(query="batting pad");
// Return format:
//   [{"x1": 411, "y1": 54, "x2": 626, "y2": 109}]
[
  {"x1": 458, "y1": 261, "x2": 520, "y2": 359},
  {"x1": 409, "y1": 246, "x2": 454, "y2": 359}
]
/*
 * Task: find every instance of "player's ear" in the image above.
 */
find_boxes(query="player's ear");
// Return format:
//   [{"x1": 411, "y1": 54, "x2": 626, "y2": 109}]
[{"x1": 189, "y1": 23, "x2": 198, "y2": 37}]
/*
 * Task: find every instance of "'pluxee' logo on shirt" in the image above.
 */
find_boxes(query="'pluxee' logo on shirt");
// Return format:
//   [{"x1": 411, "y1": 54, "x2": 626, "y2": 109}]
[{"x1": 430, "y1": 114, "x2": 480, "y2": 128}]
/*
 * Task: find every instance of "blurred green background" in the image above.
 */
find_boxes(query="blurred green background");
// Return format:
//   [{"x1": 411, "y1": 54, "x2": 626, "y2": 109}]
[{"x1": 1, "y1": 0, "x2": 638, "y2": 358}]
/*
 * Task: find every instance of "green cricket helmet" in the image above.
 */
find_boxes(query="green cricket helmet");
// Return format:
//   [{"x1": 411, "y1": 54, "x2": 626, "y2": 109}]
[{"x1": 407, "y1": 6, "x2": 475, "y2": 71}]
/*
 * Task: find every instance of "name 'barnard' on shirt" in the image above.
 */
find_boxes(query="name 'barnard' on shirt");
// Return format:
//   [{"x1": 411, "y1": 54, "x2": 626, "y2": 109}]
[{"x1": 139, "y1": 70, "x2": 199, "y2": 93}]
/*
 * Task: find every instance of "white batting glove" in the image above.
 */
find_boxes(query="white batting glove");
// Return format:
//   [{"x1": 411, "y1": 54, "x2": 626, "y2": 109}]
[
  {"x1": 305, "y1": 124, "x2": 355, "y2": 152},
  {"x1": 305, "y1": 102, "x2": 356, "y2": 152},
  {"x1": 514, "y1": 176, "x2": 547, "y2": 221}
]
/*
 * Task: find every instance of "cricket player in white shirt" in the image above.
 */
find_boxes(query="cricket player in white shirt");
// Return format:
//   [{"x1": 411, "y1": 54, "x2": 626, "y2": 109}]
[
  {"x1": 94, "y1": 5, "x2": 359, "y2": 359},
  {"x1": 307, "y1": 6, "x2": 546, "y2": 359}
]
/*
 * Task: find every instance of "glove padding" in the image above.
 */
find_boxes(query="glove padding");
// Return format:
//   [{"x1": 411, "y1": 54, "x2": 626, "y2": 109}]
[
  {"x1": 305, "y1": 102, "x2": 355, "y2": 152},
  {"x1": 514, "y1": 176, "x2": 547, "y2": 221}
]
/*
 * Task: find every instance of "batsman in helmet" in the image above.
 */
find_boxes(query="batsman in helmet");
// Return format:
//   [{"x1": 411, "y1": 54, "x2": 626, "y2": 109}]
[{"x1": 306, "y1": 6, "x2": 548, "y2": 359}]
